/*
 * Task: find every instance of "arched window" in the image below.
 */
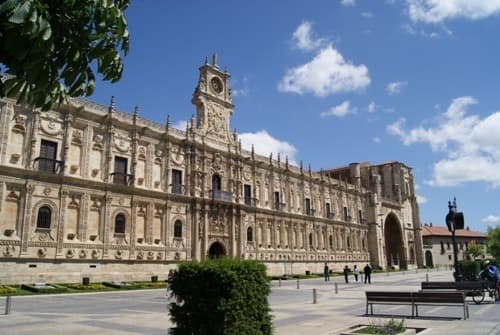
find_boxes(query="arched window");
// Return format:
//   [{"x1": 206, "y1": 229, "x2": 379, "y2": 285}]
[
  {"x1": 115, "y1": 214, "x2": 126, "y2": 234},
  {"x1": 329, "y1": 235, "x2": 333, "y2": 249},
  {"x1": 308, "y1": 233, "x2": 313, "y2": 247},
  {"x1": 247, "y1": 227, "x2": 253, "y2": 242},
  {"x1": 174, "y1": 220, "x2": 182, "y2": 238},
  {"x1": 37, "y1": 206, "x2": 51, "y2": 229}
]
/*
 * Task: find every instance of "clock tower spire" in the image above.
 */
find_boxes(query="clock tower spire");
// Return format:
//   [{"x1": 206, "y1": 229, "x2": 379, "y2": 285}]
[{"x1": 192, "y1": 53, "x2": 234, "y2": 145}]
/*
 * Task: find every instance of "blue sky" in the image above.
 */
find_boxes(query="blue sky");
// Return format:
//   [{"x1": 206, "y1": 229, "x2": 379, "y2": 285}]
[{"x1": 89, "y1": 0, "x2": 500, "y2": 233}]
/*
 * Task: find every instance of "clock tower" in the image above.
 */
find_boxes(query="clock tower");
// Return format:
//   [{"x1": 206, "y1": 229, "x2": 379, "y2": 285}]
[{"x1": 192, "y1": 54, "x2": 235, "y2": 145}]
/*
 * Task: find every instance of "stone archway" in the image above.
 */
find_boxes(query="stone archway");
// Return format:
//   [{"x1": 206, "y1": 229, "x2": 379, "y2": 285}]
[
  {"x1": 425, "y1": 250, "x2": 434, "y2": 268},
  {"x1": 384, "y1": 214, "x2": 406, "y2": 270},
  {"x1": 208, "y1": 241, "x2": 227, "y2": 258}
]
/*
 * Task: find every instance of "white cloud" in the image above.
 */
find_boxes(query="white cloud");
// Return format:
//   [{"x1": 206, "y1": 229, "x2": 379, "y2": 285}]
[
  {"x1": 368, "y1": 101, "x2": 377, "y2": 113},
  {"x1": 172, "y1": 120, "x2": 187, "y2": 130},
  {"x1": 417, "y1": 194, "x2": 428, "y2": 204},
  {"x1": 386, "y1": 81, "x2": 408, "y2": 95},
  {"x1": 279, "y1": 44, "x2": 370, "y2": 97},
  {"x1": 387, "y1": 96, "x2": 500, "y2": 187},
  {"x1": 232, "y1": 87, "x2": 248, "y2": 97},
  {"x1": 407, "y1": 0, "x2": 500, "y2": 24},
  {"x1": 239, "y1": 130, "x2": 298, "y2": 166},
  {"x1": 292, "y1": 21, "x2": 325, "y2": 51},
  {"x1": 372, "y1": 137, "x2": 381, "y2": 143},
  {"x1": 321, "y1": 100, "x2": 357, "y2": 118},
  {"x1": 340, "y1": 0, "x2": 356, "y2": 6},
  {"x1": 482, "y1": 215, "x2": 500, "y2": 223},
  {"x1": 361, "y1": 11, "x2": 373, "y2": 18}
]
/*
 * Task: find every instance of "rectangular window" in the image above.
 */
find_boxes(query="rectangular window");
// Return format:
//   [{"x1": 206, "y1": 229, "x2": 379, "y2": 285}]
[
  {"x1": 172, "y1": 169, "x2": 183, "y2": 194},
  {"x1": 113, "y1": 156, "x2": 128, "y2": 185},
  {"x1": 39, "y1": 140, "x2": 58, "y2": 172},
  {"x1": 244, "y1": 184, "x2": 252, "y2": 205},
  {"x1": 274, "y1": 191, "x2": 280, "y2": 210},
  {"x1": 326, "y1": 203, "x2": 331, "y2": 219},
  {"x1": 305, "y1": 198, "x2": 312, "y2": 215},
  {"x1": 358, "y1": 210, "x2": 363, "y2": 224},
  {"x1": 343, "y1": 206, "x2": 348, "y2": 221}
]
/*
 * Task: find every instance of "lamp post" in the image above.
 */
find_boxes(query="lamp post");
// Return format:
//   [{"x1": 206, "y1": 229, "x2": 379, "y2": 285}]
[{"x1": 445, "y1": 198, "x2": 464, "y2": 282}]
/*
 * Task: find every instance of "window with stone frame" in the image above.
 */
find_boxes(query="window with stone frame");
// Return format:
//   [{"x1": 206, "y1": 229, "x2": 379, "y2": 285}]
[
  {"x1": 114, "y1": 214, "x2": 126, "y2": 234},
  {"x1": 247, "y1": 227, "x2": 253, "y2": 242},
  {"x1": 174, "y1": 220, "x2": 183, "y2": 238},
  {"x1": 36, "y1": 206, "x2": 51, "y2": 229}
]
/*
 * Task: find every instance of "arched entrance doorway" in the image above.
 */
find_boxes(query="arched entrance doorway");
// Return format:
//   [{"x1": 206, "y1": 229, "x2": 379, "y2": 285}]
[
  {"x1": 425, "y1": 250, "x2": 434, "y2": 268},
  {"x1": 208, "y1": 241, "x2": 227, "y2": 258},
  {"x1": 384, "y1": 214, "x2": 406, "y2": 270}
]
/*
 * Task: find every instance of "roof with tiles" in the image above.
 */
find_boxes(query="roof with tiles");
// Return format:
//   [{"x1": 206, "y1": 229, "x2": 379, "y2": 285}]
[{"x1": 422, "y1": 225, "x2": 487, "y2": 238}]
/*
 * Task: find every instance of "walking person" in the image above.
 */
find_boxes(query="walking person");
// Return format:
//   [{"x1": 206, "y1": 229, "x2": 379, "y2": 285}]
[
  {"x1": 353, "y1": 265, "x2": 359, "y2": 282},
  {"x1": 363, "y1": 264, "x2": 372, "y2": 284},
  {"x1": 343, "y1": 265, "x2": 349, "y2": 284},
  {"x1": 166, "y1": 269, "x2": 175, "y2": 296},
  {"x1": 323, "y1": 262, "x2": 330, "y2": 282}
]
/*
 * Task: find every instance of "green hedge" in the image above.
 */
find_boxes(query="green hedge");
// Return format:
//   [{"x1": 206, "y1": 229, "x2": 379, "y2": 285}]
[
  {"x1": 21, "y1": 283, "x2": 68, "y2": 294},
  {"x1": 102, "y1": 281, "x2": 141, "y2": 290},
  {"x1": 459, "y1": 259, "x2": 497, "y2": 281},
  {"x1": 169, "y1": 258, "x2": 273, "y2": 335}
]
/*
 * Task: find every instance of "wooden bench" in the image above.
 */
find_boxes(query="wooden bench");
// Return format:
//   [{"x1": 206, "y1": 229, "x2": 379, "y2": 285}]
[
  {"x1": 365, "y1": 291, "x2": 468, "y2": 319},
  {"x1": 413, "y1": 291, "x2": 468, "y2": 320},
  {"x1": 421, "y1": 281, "x2": 494, "y2": 304},
  {"x1": 365, "y1": 291, "x2": 414, "y2": 317}
]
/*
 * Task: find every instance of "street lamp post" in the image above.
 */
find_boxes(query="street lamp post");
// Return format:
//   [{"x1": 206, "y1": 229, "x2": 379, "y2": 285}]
[{"x1": 445, "y1": 198, "x2": 464, "y2": 282}]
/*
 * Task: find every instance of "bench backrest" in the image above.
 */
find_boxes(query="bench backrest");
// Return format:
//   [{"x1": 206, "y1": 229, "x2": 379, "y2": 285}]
[
  {"x1": 413, "y1": 291, "x2": 465, "y2": 303},
  {"x1": 366, "y1": 291, "x2": 414, "y2": 302},
  {"x1": 421, "y1": 281, "x2": 456, "y2": 290}
]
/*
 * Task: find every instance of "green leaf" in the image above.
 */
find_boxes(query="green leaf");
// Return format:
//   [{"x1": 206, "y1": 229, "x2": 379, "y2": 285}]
[
  {"x1": 8, "y1": 0, "x2": 32, "y2": 24},
  {"x1": 42, "y1": 26, "x2": 52, "y2": 40},
  {"x1": 0, "y1": 0, "x2": 19, "y2": 15}
]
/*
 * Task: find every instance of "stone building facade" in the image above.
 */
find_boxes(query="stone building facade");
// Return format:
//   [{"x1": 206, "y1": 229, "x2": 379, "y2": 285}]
[
  {"x1": 0, "y1": 57, "x2": 424, "y2": 284},
  {"x1": 422, "y1": 224, "x2": 487, "y2": 268}
]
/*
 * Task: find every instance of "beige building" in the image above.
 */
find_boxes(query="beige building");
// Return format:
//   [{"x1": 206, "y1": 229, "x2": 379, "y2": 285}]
[
  {"x1": 0, "y1": 56, "x2": 424, "y2": 284},
  {"x1": 422, "y1": 224, "x2": 487, "y2": 268}
]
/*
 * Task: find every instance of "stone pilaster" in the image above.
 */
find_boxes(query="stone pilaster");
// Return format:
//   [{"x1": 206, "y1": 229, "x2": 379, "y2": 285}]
[
  {"x1": 21, "y1": 183, "x2": 35, "y2": 253},
  {"x1": 56, "y1": 189, "x2": 69, "y2": 254},
  {"x1": 102, "y1": 195, "x2": 112, "y2": 256}
]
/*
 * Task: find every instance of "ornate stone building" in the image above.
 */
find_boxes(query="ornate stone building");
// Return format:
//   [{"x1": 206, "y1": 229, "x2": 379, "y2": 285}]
[{"x1": 0, "y1": 56, "x2": 424, "y2": 284}]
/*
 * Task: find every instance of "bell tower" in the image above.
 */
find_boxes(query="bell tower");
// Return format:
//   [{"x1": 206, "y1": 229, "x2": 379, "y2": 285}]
[{"x1": 192, "y1": 53, "x2": 234, "y2": 144}]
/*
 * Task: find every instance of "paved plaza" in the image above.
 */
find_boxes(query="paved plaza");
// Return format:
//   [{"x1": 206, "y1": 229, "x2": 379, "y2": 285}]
[{"x1": 0, "y1": 269, "x2": 498, "y2": 335}]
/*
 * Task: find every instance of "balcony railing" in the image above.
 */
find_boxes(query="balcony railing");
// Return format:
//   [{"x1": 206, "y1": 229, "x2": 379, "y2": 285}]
[
  {"x1": 306, "y1": 208, "x2": 315, "y2": 216},
  {"x1": 33, "y1": 157, "x2": 64, "y2": 174},
  {"x1": 327, "y1": 213, "x2": 335, "y2": 220},
  {"x1": 170, "y1": 184, "x2": 185, "y2": 195},
  {"x1": 244, "y1": 197, "x2": 258, "y2": 207},
  {"x1": 211, "y1": 189, "x2": 233, "y2": 202},
  {"x1": 111, "y1": 172, "x2": 134, "y2": 186}
]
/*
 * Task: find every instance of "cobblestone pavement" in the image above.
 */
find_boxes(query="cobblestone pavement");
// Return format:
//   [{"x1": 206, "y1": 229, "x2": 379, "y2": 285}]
[{"x1": 0, "y1": 269, "x2": 498, "y2": 335}]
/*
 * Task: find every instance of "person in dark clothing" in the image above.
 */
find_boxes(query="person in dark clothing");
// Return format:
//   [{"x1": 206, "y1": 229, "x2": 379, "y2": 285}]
[
  {"x1": 363, "y1": 264, "x2": 372, "y2": 284},
  {"x1": 323, "y1": 262, "x2": 330, "y2": 281},
  {"x1": 343, "y1": 265, "x2": 349, "y2": 284}
]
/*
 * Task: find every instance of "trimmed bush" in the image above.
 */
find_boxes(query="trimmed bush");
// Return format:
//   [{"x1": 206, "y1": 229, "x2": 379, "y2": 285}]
[
  {"x1": 102, "y1": 281, "x2": 141, "y2": 290},
  {"x1": 459, "y1": 260, "x2": 481, "y2": 281},
  {"x1": 169, "y1": 258, "x2": 273, "y2": 335},
  {"x1": 21, "y1": 283, "x2": 68, "y2": 294},
  {"x1": 66, "y1": 283, "x2": 109, "y2": 290},
  {"x1": 0, "y1": 285, "x2": 17, "y2": 295}
]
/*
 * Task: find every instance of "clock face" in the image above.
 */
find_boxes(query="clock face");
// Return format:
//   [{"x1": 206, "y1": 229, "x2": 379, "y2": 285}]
[{"x1": 210, "y1": 77, "x2": 223, "y2": 94}]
